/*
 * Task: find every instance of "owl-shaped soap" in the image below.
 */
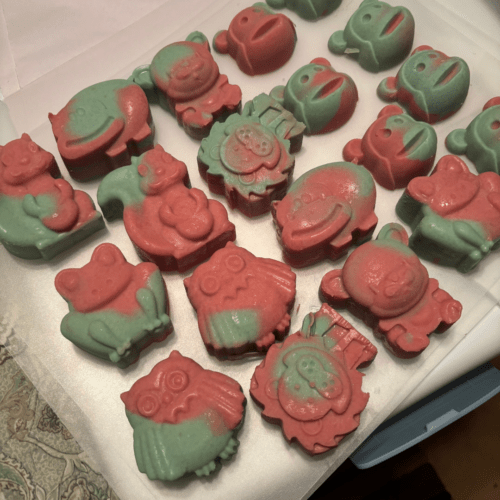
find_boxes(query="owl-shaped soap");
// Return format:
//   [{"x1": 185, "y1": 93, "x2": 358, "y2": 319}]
[
  {"x1": 49, "y1": 79, "x2": 154, "y2": 180},
  {"x1": 396, "y1": 155, "x2": 500, "y2": 272},
  {"x1": 55, "y1": 243, "x2": 172, "y2": 368},
  {"x1": 184, "y1": 242, "x2": 296, "y2": 359},
  {"x1": 250, "y1": 303, "x2": 377, "y2": 455},
  {"x1": 0, "y1": 134, "x2": 104, "y2": 260},
  {"x1": 320, "y1": 223, "x2": 462, "y2": 358},
  {"x1": 121, "y1": 350, "x2": 246, "y2": 481},
  {"x1": 97, "y1": 144, "x2": 236, "y2": 272}
]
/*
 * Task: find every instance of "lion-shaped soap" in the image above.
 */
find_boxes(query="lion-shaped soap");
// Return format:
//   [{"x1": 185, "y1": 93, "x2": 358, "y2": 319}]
[
  {"x1": 184, "y1": 242, "x2": 296, "y2": 359},
  {"x1": 55, "y1": 243, "x2": 172, "y2": 368},
  {"x1": 121, "y1": 350, "x2": 246, "y2": 481},
  {"x1": 396, "y1": 155, "x2": 500, "y2": 272},
  {"x1": 320, "y1": 223, "x2": 462, "y2": 358},
  {"x1": 250, "y1": 303, "x2": 377, "y2": 455},
  {"x1": 0, "y1": 134, "x2": 104, "y2": 259}
]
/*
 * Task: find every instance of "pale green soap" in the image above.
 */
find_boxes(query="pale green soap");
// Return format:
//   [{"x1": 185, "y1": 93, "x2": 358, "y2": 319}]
[{"x1": 207, "y1": 309, "x2": 260, "y2": 349}]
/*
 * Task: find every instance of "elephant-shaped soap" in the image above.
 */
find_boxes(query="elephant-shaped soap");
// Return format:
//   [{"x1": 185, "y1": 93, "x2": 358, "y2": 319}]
[
  {"x1": 131, "y1": 32, "x2": 241, "y2": 140},
  {"x1": 377, "y1": 45, "x2": 470, "y2": 124},
  {"x1": 396, "y1": 155, "x2": 500, "y2": 272},
  {"x1": 328, "y1": 0, "x2": 414, "y2": 72},
  {"x1": 49, "y1": 80, "x2": 154, "y2": 181},
  {"x1": 97, "y1": 144, "x2": 236, "y2": 272},
  {"x1": 121, "y1": 350, "x2": 245, "y2": 480},
  {"x1": 0, "y1": 134, "x2": 104, "y2": 259},
  {"x1": 320, "y1": 223, "x2": 462, "y2": 358},
  {"x1": 343, "y1": 104, "x2": 437, "y2": 190},
  {"x1": 250, "y1": 303, "x2": 377, "y2": 455},
  {"x1": 266, "y1": 0, "x2": 341, "y2": 20},
  {"x1": 270, "y1": 58, "x2": 358, "y2": 135},
  {"x1": 272, "y1": 162, "x2": 378, "y2": 268},
  {"x1": 446, "y1": 97, "x2": 500, "y2": 175},
  {"x1": 213, "y1": 3, "x2": 296, "y2": 75},
  {"x1": 55, "y1": 243, "x2": 172, "y2": 368}
]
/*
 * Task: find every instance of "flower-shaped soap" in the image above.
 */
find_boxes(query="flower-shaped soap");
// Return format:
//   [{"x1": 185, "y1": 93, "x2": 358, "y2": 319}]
[
  {"x1": 0, "y1": 134, "x2": 104, "y2": 259},
  {"x1": 55, "y1": 243, "x2": 172, "y2": 368},
  {"x1": 377, "y1": 45, "x2": 470, "y2": 124},
  {"x1": 121, "y1": 350, "x2": 246, "y2": 481},
  {"x1": 320, "y1": 223, "x2": 462, "y2": 358},
  {"x1": 343, "y1": 104, "x2": 437, "y2": 190},
  {"x1": 250, "y1": 303, "x2": 377, "y2": 455},
  {"x1": 197, "y1": 93, "x2": 304, "y2": 217},
  {"x1": 97, "y1": 144, "x2": 236, "y2": 272},
  {"x1": 184, "y1": 242, "x2": 296, "y2": 359},
  {"x1": 272, "y1": 162, "x2": 378, "y2": 268},
  {"x1": 328, "y1": 0, "x2": 415, "y2": 72},
  {"x1": 49, "y1": 79, "x2": 154, "y2": 180},
  {"x1": 446, "y1": 97, "x2": 500, "y2": 175},
  {"x1": 270, "y1": 58, "x2": 358, "y2": 135},
  {"x1": 131, "y1": 32, "x2": 241, "y2": 140},
  {"x1": 266, "y1": 0, "x2": 341, "y2": 20},
  {"x1": 396, "y1": 155, "x2": 500, "y2": 272},
  {"x1": 213, "y1": 3, "x2": 296, "y2": 75}
]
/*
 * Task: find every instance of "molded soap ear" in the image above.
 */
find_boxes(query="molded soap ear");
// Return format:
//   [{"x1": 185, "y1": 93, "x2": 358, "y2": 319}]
[
  {"x1": 411, "y1": 45, "x2": 433, "y2": 55},
  {"x1": 269, "y1": 85, "x2": 286, "y2": 105},
  {"x1": 328, "y1": 31, "x2": 347, "y2": 55},
  {"x1": 408, "y1": 176, "x2": 436, "y2": 204},
  {"x1": 376, "y1": 223, "x2": 409, "y2": 246},
  {"x1": 377, "y1": 77, "x2": 398, "y2": 101},
  {"x1": 484, "y1": 97, "x2": 500, "y2": 110},
  {"x1": 186, "y1": 31, "x2": 210, "y2": 51},
  {"x1": 130, "y1": 65, "x2": 154, "y2": 90},
  {"x1": 91, "y1": 242, "x2": 126, "y2": 266},
  {"x1": 377, "y1": 104, "x2": 404, "y2": 119},
  {"x1": 266, "y1": 0, "x2": 286, "y2": 8},
  {"x1": 213, "y1": 30, "x2": 229, "y2": 54},
  {"x1": 310, "y1": 57, "x2": 331, "y2": 67},
  {"x1": 55, "y1": 269, "x2": 81, "y2": 298},
  {"x1": 342, "y1": 139, "x2": 364, "y2": 164},
  {"x1": 436, "y1": 154, "x2": 468, "y2": 174},
  {"x1": 320, "y1": 269, "x2": 350, "y2": 302},
  {"x1": 445, "y1": 129, "x2": 468, "y2": 155}
]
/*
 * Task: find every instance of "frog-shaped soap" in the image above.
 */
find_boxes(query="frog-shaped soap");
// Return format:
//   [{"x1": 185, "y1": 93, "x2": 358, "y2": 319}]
[
  {"x1": 121, "y1": 350, "x2": 246, "y2": 481},
  {"x1": 396, "y1": 155, "x2": 500, "y2": 272},
  {"x1": 377, "y1": 45, "x2": 470, "y2": 124},
  {"x1": 213, "y1": 3, "x2": 296, "y2": 75},
  {"x1": 250, "y1": 303, "x2": 377, "y2": 455},
  {"x1": 198, "y1": 94, "x2": 305, "y2": 217},
  {"x1": 446, "y1": 97, "x2": 500, "y2": 175},
  {"x1": 272, "y1": 162, "x2": 378, "y2": 268},
  {"x1": 343, "y1": 104, "x2": 437, "y2": 190},
  {"x1": 270, "y1": 58, "x2": 358, "y2": 135},
  {"x1": 0, "y1": 134, "x2": 104, "y2": 259},
  {"x1": 328, "y1": 0, "x2": 414, "y2": 72},
  {"x1": 132, "y1": 32, "x2": 241, "y2": 140},
  {"x1": 184, "y1": 242, "x2": 296, "y2": 359},
  {"x1": 266, "y1": 0, "x2": 341, "y2": 20},
  {"x1": 49, "y1": 80, "x2": 154, "y2": 181},
  {"x1": 55, "y1": 243, "x2": 172, "y2": 368},
  {"x1": 320, "y1": 223, "x2": 462, "y2": 358},
  {"x1": 97, "y1": 144, "x2": 236, "y2": 272}
]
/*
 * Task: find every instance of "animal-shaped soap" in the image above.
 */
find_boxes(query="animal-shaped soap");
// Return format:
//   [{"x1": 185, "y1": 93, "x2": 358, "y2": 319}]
[
  {"x1": 250, "y1": 303, "x2": 377, "y2": 455},
  {"x1": 184, "y1": 242, "x2": 296, "y2": 359},
  {"x1": 396, "y1": 155, "x2": 500, "y2": 272},
  {"x1": 97, "y1": 144, "x2": 236, "y2": 272},
  {"x1": 0, "y1": 134, "x2": 104, "y2": 259},
  {"x1": 121, "y1": 350, "x2": 246, "y2": 481},
  {"x1": 320, "y1": 223, "x2": 462, "y2": 358},
  {"x1": 272, "y1": 162, "x2": 378, "y2": 268},
  {"x1": 49, "y1": 80, "x2": 154, "y2": 180},
  {"x1": 55, "y1": 243, "x2": 172, "y2": 368},
  {"x1": 446, "y1": 97, "x2": 500, "y2": 175},
  {"x1": 343, "y1": 104, "x2": 437, "y2": 190}
]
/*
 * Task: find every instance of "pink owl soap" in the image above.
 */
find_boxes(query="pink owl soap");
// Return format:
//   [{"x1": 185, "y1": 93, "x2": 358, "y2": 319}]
[
  {"x1": 121, "y1": 350, "x2": 246, "y2": 481},
  {"x1": 55, "y1": 243, "x2": 172, "y2": 368},
  {"x1": 184, "y1": 242, "x2": 296, "y2": 359},
  {"x1": 132, "y1": 32, "x2": 241, "y2": 140},
  {"x1": 213, "y1": 3, "x2": 296, "y2": 76},
  {"x1": 343, "y1": 105, "x2": 437, "y2": 190},
  {"x1": 0, "y1": 134, "x2": 104, "y2": 260},
  {"x1": 396, "y1": 155, "x2": 500, "y2": 272},
  {"x1": 49, "y1": 79, "x2": 154, "y2": 181},
  {"x1": 250, "y1": 303, "x2": 377, "y2": 455},
  {"x1": 97, "y1": 144, "x2": 236, "y2": 272},
  {"x1": 272, "y1": 162, "x2": 378, "y2": 268},
  {"x1": 320, "y1": 223, "x2": 462, "y2": 358}
]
